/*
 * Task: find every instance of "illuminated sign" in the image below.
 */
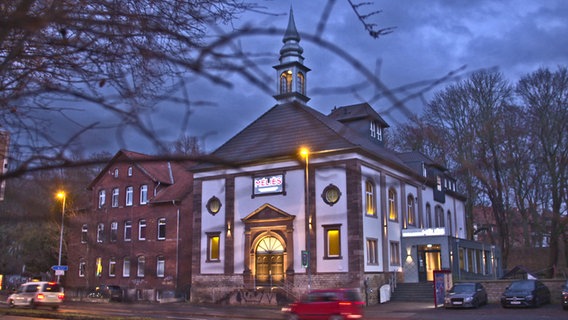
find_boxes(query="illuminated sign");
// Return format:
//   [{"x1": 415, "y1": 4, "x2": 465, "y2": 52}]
[{"x1": 253, "y1": 174, "x2": 284, "y2": 196}]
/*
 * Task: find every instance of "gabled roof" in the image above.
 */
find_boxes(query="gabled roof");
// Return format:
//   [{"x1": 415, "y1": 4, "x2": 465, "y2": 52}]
[
  {"x1": 87, "y1": 149, "x2": 194, "y2": 204},
  {"x1": 328, "y1": 102, "x2": 390, "y2": 127},
  {"x1": 193, "y1": 101, "x2": 408, "y2": 172}
]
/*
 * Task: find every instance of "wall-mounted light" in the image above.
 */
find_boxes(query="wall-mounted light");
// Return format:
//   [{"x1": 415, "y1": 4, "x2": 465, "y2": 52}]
[{"x1": 226, "y1": 221, "x2": 232, "y2": 237}]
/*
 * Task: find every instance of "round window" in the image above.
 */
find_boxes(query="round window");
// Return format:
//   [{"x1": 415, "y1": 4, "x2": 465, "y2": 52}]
[
  {"x1": 322, "y1": 184, "x2": 341, "y2": 206},
  {"x1": 206, "y1": 196, "x2": 222, "y2": 215}
]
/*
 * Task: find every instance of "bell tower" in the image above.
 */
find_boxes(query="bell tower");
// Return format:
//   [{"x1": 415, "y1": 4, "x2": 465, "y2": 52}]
[{"x1": 273, "y1": 7, "x2": 310, "y2": 104}]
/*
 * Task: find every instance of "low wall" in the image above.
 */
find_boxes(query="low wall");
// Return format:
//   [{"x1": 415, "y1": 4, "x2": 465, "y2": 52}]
[{"x1": 467, "y1": 279, "x2": 565, "y2": 304}]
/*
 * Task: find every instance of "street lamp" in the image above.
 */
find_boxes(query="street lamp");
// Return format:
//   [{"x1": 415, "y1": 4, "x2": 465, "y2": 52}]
[
  {"x1": 56, "y1": 191, "x2": 66, "y2": 282},
  {"x1": 299, "y1": 147, "x2": 311, "y2": 290}
]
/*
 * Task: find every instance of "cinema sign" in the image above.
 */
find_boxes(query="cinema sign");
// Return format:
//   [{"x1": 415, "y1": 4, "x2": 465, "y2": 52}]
[{"x1": 253, "y1": 174, "x2": 285, "y2": 196}]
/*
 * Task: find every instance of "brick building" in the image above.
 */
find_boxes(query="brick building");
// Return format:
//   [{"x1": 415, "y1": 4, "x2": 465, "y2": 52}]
[{"x1": 66, "y1": 150, "x2": 194, "y2": 301}]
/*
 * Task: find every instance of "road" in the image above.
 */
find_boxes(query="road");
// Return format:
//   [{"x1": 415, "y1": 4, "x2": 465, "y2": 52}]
[{"x1": 2, "y1": 300, "x2": 567, "y2": 320}]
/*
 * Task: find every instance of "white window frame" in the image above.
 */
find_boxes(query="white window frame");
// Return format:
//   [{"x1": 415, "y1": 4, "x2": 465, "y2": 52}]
[
  {"x1": 124, "y1": 220, "x2": 132, "y2": 241},
  {"x1": 140, "y1": 185, "x2": 148, "y2": 205},
  {"x1": 111, "y1": 188, "x2": 119, "y2": 207},
  {"x1": 108, "y1": 258, "x2": 116, "y2": 277},
  {"x1": 81, "y1": 224, "x2": 88, "y2": 243},
  {"x1": 123, "y1": 257, "x2": 130, "y2": 277},
  {"x1": 138, "y1": 219, "x2": 146, "y2": 240},
  {"x1": 97, "y1": 223, "x2": 104, "y2": 243},
  {"x1": 157, "y1": 218, "x2": 166, "y2": 240},
  {"x1": 110, "y1": 221, "x2": 118, "y2": 242},
  {"x1": 125, "y1": 186, "x2": 133, "y2": 206},
  {"x1": 98, "y1": 190, "x2": 106, "y2": 208},
  {"x1": 137, "y1": 256, "x2": 145, "y2": 277},
  {"x1": 156, "y1": 256, "x2": 165, "y2": 278}
]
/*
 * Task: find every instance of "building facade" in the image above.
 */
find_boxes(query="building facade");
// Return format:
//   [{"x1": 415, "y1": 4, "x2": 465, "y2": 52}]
[
  {"x1": 66, "y1": 150, "x2": 194, "y2": 301},
  {"x1": 190, "y1": 9, "x2": 501, "y2": 304}
]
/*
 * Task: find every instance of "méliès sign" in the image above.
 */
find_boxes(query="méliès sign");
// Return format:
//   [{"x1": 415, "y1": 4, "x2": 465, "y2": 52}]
[{"x1": 253, "y1": 174, "x2": 284, "y2": 196}]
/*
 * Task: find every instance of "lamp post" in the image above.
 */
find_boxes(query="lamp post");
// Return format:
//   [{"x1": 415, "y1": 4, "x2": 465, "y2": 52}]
[
  {"x1": 56, "y1": 191, "x2": 66, "y2": 282},
  {"x1": 299, "y1": 148, "x2": 311, "y2": 290}
]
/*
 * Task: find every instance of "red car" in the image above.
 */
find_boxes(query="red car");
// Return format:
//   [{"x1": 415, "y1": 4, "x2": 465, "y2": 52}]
[{"x1": 283, "y1": 288, "x2": 364, "y2": 320}]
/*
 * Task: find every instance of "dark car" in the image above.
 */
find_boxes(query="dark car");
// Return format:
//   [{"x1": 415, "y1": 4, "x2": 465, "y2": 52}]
[
  {"x1": 282, "y1": 288, "x2": 364, "y2": 320},
  {"x1": 444, "y1": 282, "x2": 488, "y2": 308},
  {"x1": 88, "y1": 285, "x2": 123, "y2": 301},
  {"x1": 501, "y1": 279, "x2": 550, "y2": 308},
  {"x1": 561, "y1": 280, "x2": 568, "y2": 310}
]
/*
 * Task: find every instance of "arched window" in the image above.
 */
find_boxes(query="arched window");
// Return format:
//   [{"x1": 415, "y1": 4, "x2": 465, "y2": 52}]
[
  {"x1": 388, "y1": 188, "x2": 398, "y2": 221},
  {"x1": 435, "y1": 205, "x2": 444, "y2": 228},
  {"x1": 297, "y1": 72, "x2": 305, "y2": 95},
  {"x1": 280, "y1": 71, "x2": 293, "y2": 94},
  {"x1": 407, "y1": 194, "x2": 415, "y2": 226},
  {"x1": 426, "y1": 203, "x2": 432, "y2": 228},
  {"x1": 365, "y1": 181, "x2": 376, "y2": 216}
]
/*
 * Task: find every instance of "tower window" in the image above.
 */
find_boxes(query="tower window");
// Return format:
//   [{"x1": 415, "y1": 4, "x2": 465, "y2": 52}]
[
  {"x1": 297, "y1": 72, "x2": 305, "y2": 95},
  {"x1": 280, "y1": 71, "x2": 293, "y2": 94}
]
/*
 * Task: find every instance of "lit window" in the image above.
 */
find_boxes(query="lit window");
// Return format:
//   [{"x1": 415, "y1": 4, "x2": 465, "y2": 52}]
[
  {"x1": 365, "y1": 181, "x2": 375, "y2": 215},
  {"x1": 95, "y1": 257, "x2": 103, "y2": 277},
  {"x1": 81, "y1": 224, "x2": 88, "y2": 243},
  {"x1": 207, "y1": 232, "x2": 221, "y2": 262},
  {"x1": 125, "y1": 186, "x2": 133, "y2": 206},
  {"x1": 98, "y1": 190, "x2": 106, "y2": 208},
  {"x1": 110, "y1": 221, "x2": 118, "y2": 242},
  {"x1": 280, "y1": 70, "x2": 293, "y2": 93},
  {"x1": 367, "y1": 238, "x2": 378, "y2": 265},
  {"x1": 388, "y1": 189, "x2": 398, "y2": 221},
  {"x1": 111, "y1": 188, "x2": 119, "y2": 207},
  {"x1": 156, "y1": 256, "x2": 165, "y2": 277},
  {"x1": 138, "y1": 219, "x2": 146, "y2": 240},
  {"x1": 157, "y1": 218, "x2": 166, "y2": 240},
  {"x1": 123, "y1": 257, "x2": 130, "y2": 277},
  {"x1": 140, "y1": 185, "x2": 148, "y2": 205},
  {"x1": 97, "y1": 223, "x2": 104, "y2": 243},
  {"x1": 137, "y1": 256, "x2": 145, "y2": 277},
  {"x1": 407, "y1": 195, "x2": 415, "y2": 226},
  {"x1": 109, "y1": 258, "x2": 116, "y2": 277},
  {"x1": 323, "y1": 225, "x2": 342, "y2": 259},
  {"x1": 124, "y1": 220, "x2": 132, "y2": 241},
  {"x1": 390, "y1": 241, "x2": 400, "y2": 266},
  {"x1": 79, "y1": 260, "x2": 86, "y2": 277}
]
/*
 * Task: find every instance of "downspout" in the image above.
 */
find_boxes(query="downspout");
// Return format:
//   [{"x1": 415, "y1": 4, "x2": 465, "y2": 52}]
[{"x1": 173, "y1": 200, "x2": 180, "y2": 292}]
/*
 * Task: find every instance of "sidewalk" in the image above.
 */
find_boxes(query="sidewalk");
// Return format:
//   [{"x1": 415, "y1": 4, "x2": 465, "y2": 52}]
[{"x1": 364, "y1": 301, "x2": 436, "y2": 319}]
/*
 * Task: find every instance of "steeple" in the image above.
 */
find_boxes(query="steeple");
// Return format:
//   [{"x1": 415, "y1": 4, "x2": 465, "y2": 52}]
[{"x1": 273, "y1": 7, "x2": 310, "y2": 104}]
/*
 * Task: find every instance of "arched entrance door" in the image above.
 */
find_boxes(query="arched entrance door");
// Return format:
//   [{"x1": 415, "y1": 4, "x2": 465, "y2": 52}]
[{"x1": 255, "y1": 236, "x2": 284, "y2": 285}]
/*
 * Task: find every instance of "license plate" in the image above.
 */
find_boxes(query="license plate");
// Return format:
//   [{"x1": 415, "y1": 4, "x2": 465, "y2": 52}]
[
  {"x1": 511, "y1": 301, "x2": 521, "y2": 305},
  {"x1": 452, "y1": 301, "x2": 463, "y2": 305}
]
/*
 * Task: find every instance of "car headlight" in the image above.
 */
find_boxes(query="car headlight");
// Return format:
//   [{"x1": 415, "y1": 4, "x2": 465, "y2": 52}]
[
  {"x1": 464, "y1": 296, "x2": 473, "y2": 302},
  {"x1": 444, "y1": 297, "x2": 451, "y2": 303},
  {"x1": 526, "y1": 295, "x2": 534, "y2": 301}
]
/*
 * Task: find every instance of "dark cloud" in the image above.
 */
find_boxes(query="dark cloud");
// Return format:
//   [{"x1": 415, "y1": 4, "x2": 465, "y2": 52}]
[{"x1": 63, "y1": 1, "x2": 568, "y2": 156}]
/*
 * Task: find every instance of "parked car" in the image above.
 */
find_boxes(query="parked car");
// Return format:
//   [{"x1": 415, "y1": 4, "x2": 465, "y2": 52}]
[
  {"x1": 444, "y1": 282, "x2": 488, "y2": 308},
  {"x1": 500, "y1": 279, "x2": 550, "y2": 308},
  {"x1": 88, "y1": 285, "x2": 123, "y2": 301},
  {"x1": 7, "y1": 281, "x2": 64, "y2": 310},
  {"x1": 282, "y1": 288, "x2": 364, "y2": 320},
  {"x1": 561, "y1": 280, "x2": 568, "y2": 310}
]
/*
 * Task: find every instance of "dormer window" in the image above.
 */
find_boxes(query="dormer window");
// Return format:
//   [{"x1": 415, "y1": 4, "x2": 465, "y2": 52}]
[{"x1": 370, "y1": 121, "x2": 382, "y2": 141}]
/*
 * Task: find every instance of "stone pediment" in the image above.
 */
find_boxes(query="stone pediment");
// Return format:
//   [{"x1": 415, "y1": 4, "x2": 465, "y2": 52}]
[{"x1": 242, "y1": 203, "x2": 295, "y2": 223}]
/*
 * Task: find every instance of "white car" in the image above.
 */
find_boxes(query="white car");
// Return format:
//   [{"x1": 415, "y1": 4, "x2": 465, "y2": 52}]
[{"x1": 7, "y1": 281, "x2": 64, "y2": 310}]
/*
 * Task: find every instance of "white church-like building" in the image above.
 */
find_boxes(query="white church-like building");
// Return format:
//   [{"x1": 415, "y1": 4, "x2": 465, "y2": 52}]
[{"x1": 190, "y1": 9, "x2": 500, "y2": 304}]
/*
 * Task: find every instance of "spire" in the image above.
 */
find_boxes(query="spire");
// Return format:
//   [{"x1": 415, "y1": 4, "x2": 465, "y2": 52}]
[
  {"x1": 279, "y1": 7, "x2": 304, "y2": 63},
  {"x1": 273, "y1": 7, "x2": 310, "y2": 104}
]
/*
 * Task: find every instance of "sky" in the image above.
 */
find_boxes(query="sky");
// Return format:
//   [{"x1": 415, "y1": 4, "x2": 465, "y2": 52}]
[{"x1": 67, "y1": 0, "x2": 568, "y2": 156}]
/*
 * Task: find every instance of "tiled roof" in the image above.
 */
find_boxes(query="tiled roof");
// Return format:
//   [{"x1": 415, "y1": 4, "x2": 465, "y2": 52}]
[
  {"x1": 194, "y1": 101, "x2": 409, "y2": 172},
  {"x1": 328, "y1": 102, "x2": 390, "y2": 127}
]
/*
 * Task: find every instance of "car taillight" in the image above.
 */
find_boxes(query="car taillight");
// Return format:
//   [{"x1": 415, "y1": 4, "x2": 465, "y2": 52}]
[
  {"x1": 58, "y1": 293, "x2": 65, "y2": 300},
  {"x1": 339, "y1": 301, "x2": 352, "y2": 306},
  {"x1": 36, "y1": 293, "x2": 45, "y2": 301}
]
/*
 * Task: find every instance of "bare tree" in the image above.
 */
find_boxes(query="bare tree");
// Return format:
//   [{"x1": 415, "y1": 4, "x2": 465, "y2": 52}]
[{"x1": 517, "y1": 66, "x2": 568, "y2": 276}]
